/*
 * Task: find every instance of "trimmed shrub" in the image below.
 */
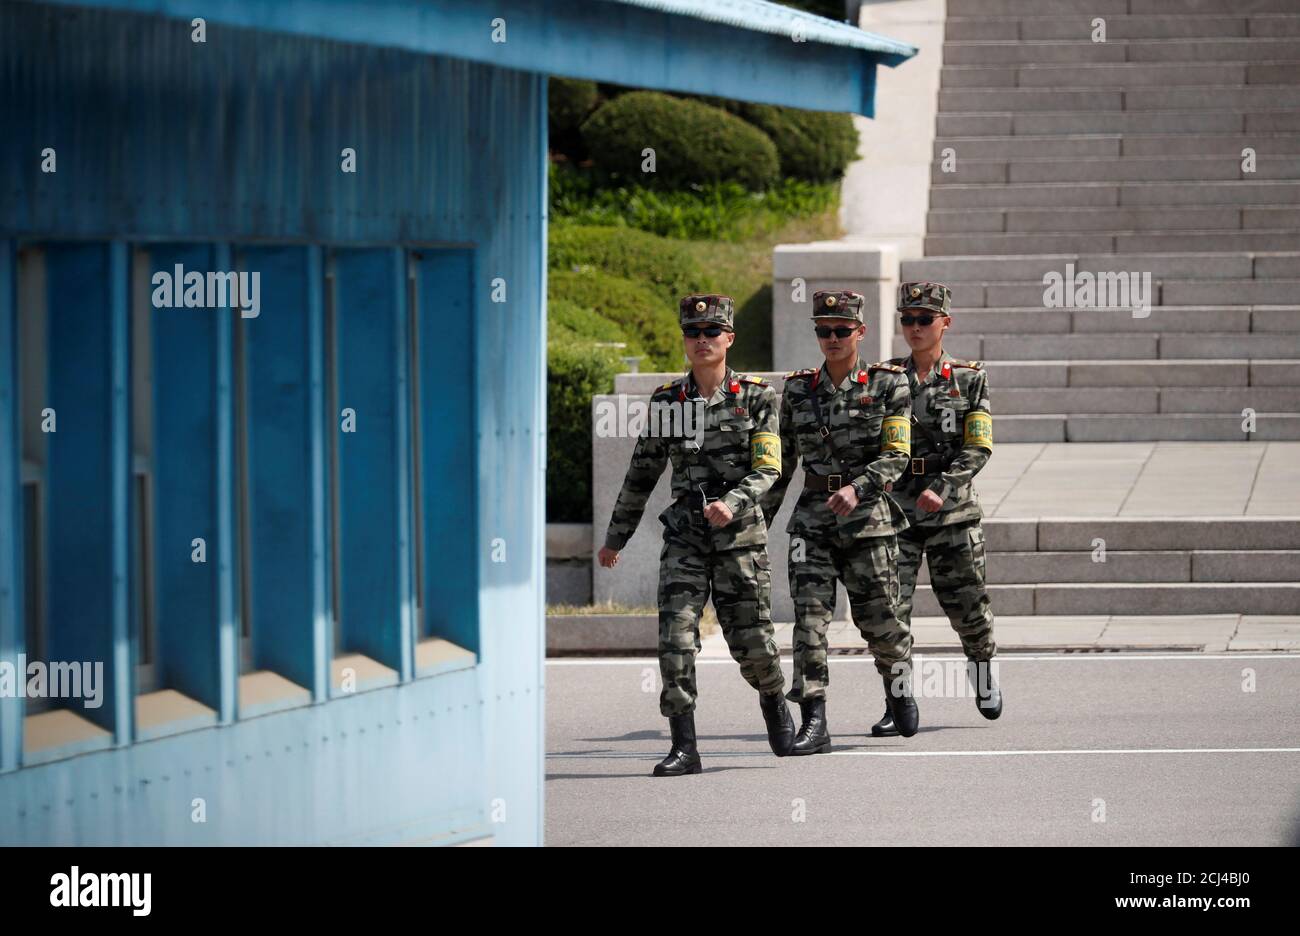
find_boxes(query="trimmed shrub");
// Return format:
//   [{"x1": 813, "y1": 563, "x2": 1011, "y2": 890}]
[
  {"x1": 580, "y1": 91, "x2": 779, "y2": 191},
  {"x1": 549, "y1": 267, "x2": 683, "y2": 371},
  {"x1": 547, "y1": 340, "x2": 621, "y2": 523},
  {"x1": 738, "y1": 103, "x2": 860, "y2": 182},
  {"x1": 548, "y1": 225, "x2": 706, "y2": 302},
  {"x1": 548, "y1": 77, "x2": 600, "y2": 160}
]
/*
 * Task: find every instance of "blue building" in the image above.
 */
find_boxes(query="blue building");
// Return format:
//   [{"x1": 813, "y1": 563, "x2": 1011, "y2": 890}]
[{"x1": 0, "y1": 0, "x2": 913, "y2": 845}]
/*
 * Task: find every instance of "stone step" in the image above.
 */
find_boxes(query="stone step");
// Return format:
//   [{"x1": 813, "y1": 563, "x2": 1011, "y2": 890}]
[
  {"x1": 945, "y1": 15, "x2": 1300, "y2": 42},
  {"x1": 929, "y1": 280, "x2": 1300, "y2": 309},
  {"x1": 946, "y1": 0, "x2": 1298, "y2": 16},
  {"x1": 612, "y1": 361, "x2": 1296, "y2": 394},
  {"x1": 943, "y1": 38, "x2": 1300, "y2": 65},
  {"x1": 933, "y1": 135, "x2": 1300, "y2": 161},
  {"x1": 889, "y1": 332, "x2": 1300, "y2": 360},
  {"x1": 927, "y1": 206, "x2": 1298, "y2": 234},
  {"x1": 992, "y1": 386, "x2": 1300, "y2": 415},
  {"x1": 917, "y1": 550, "x2": 1300, "y2": 584},
  {"x1": 992, "y1": 413, "x2": 1300, "y2": 442},
  {"x1": 925, "y1": 231, "x2": 1300, "y2": 255},
  {"x1": 982, "y1": 516, "x2": 1300, "y2": 552},
  {"x1": 939, "y1": 85, "x2": 1300, "y2": 113},
  {"x1": 937, "y1": 109, "x2": 1300, "y2": 137},
  {"x1": 910, "y1": 582, "x2": 1300, "y2": 616},
  {"x1": 900, "y1": 253, "x2": 1286, "y2": 282},
  {"x1": 940, "y1": 306, "x2": 1294, "y2": 335},
  {"x1": 941, "y1": 63, "x2": 1277, "y2": 90},
  {"x1": 930, "y1": 155, "x2": 1300, "y2": 184},
  {"x1": 929, "y1": 180, "x2": 1300, "y2": 209}
]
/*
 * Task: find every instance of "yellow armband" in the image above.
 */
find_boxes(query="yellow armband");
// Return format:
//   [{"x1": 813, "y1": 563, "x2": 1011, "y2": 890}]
[
  {"x1": 964, "y1": 410, "x2": 993, "y2": 450},
  {"x1": 751, "y1": 432, "x2": 781, "y2": 470},
  {"x1": 881, "y1": 415, "x2": 911, "y2": 454}
]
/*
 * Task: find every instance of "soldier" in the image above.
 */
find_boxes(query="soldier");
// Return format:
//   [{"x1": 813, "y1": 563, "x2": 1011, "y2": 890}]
[
  {"x1": 597, "y1": 294, "x2": 796, "y2": 777},
  {"x1": 872, "y1": 281, "x2": 1002, "y2": 737},
  {"x1": 760, "y1": 289, "x2": 918, "y2": 754}
]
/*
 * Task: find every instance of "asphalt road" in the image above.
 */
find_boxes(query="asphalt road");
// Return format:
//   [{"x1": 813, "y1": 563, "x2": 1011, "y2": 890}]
[{"x1": 545, "y1": 653, "x2": 1300, "y2": 846}]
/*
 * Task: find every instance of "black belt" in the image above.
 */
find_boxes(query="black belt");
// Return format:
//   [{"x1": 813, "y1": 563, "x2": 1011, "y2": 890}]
[
  {"x1": 906, "y1": 454, "x2": 949, "y2": 477},
  {"x1": 684, "y1": 483, "x2": 728, "y2": 508},
  {"x1": 803, "y1": 471, "x2": 858, "y2": 493}
]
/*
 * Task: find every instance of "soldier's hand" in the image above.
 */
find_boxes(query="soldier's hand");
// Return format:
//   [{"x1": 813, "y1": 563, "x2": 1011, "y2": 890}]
[
  {"x1": 703, "y1": 500, "x2": 734, "y2": 527},
  {"x1": 917, "y1": 489, "x2": 945, "y2": 513},
  {"x1": 828, "y1": 485, "x2": 859, "y2": 517},
  {"x1": 597, "y1": 547, "x2": 620, "y2": 568}
]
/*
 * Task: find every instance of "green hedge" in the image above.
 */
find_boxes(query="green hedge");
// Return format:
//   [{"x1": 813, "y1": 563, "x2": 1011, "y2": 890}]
[
  {"x1": 547, "y1": 340, "x2": 621, "y2": 523},
  {"x1": 549, "y1": 225, "x2": 706, "y2": 301},
  {"x1": 548, "y1": 77, "x2": 600, "y2": 161},
  {"x1": 549, "y1": 267, "x2": 683, "y2": 371},
  {"x1": 580, "y1": 91, "x2": 779, "y2": 191},
  {"x1": 737, "y1": 104, "x2": 860, "y2": 182}
]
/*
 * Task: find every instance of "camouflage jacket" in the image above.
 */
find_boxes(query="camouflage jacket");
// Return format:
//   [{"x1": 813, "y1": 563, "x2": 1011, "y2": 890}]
[
  {"x1": 760, "y1": 359, "x2": 912, "y2": 540},
  {"x1": 603, "y1": 367, "x2": 781, "y2": 551},
  {"x1": 887, "y1": 350, "x2": 993, "y2": 528}
]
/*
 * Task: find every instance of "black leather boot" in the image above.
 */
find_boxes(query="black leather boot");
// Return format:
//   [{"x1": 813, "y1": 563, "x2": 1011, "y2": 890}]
[
  {"x1": 870, "y1": 703, "x2": 896, "y2": 738},
  {"x1": 971, "y1": 660, "x2": 1003, "y2": 720},
  {"x1": 882, "y1": 673, "x2": 919, "y2": 738},
  {"x1": 791, "y1": 697, "x2": 831, "y2": 755},
  {"x1": 759, "y1": 691, "x2": 796, "y2": 757},
  {"x1": 653, "y1": 712, "x2": 702, "y2": 777}
]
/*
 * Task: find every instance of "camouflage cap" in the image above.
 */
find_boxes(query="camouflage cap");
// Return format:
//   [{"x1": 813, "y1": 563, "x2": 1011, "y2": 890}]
[
  {"x1": 679, "y1": 294, "x2": 735, "y2": 330},
  {"x1": 811, "y1": 289, "x2": 865, "y2": 323},
  {"x1": 897, "y1": 281, "x2": 952, "y2": 315}
]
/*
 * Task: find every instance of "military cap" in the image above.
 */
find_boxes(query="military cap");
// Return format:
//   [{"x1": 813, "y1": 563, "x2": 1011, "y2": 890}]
[
  {"x1": 810, "y1": 289, "x2": 865, "y2": 323},
  {"x1": 679, "y1": 294, "x2": 735, "y2": 330},
  {"x1": 897, "y1": 281, "x2": 952, "y2": 315}
]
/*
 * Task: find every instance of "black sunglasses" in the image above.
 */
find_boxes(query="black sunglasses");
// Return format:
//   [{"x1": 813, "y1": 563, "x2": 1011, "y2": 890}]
[
  {"x1": 814, "y1": 325, "x2": 858, "y2": 339},
  {"x1": 900, "y1": 314, "x2": 941, "y2": 327},
  {"x1": 683, "y1": 326, "x2": 725, "y2": 338}
]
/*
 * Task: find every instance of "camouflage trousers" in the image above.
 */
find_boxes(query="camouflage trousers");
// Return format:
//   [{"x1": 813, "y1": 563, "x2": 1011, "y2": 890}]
[
  {"x1": 896, "y1": 520, "x2": 997, "y2": 661},
  {"x1": 657, "y1": 530, "x2": 785, "y2": 717},
  {"x1": 787, "y1": 531, "x2": 912, "y2": 703}
]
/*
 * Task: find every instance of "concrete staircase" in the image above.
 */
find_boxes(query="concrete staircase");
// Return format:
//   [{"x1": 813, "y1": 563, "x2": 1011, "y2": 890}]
[
  {"x1": 893, "y1": 0, "x2": 1300, "y2": 621},
  {"x1": 909, "y1": 516, "x2": 1300, "y2": 617},
  {"x1": 902, "y1": 0, "x2": 1300, "y2": 443}
]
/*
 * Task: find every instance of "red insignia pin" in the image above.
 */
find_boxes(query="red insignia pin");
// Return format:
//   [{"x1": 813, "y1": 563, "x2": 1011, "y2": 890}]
[
  {"x1": 855, "y1": 370, "x2": 869, "y2": 384},
  {"x1": 949, "y1": 388, "x2": 961, "y2": 397},
  {"x1": 859, "y1": 395, "x2": 873, "y2": 405},
  {"x1": 728, "y1": 379, "x2": 741, "y2": 394},
  {"x1": 940, "y1": 361, "x2": 952, "y2": 380}
]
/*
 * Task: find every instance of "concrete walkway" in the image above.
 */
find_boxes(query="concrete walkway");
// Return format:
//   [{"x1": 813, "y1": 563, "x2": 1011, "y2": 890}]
[{"x1": 979, "y1": 441, "x2": 1300, "y2": 518}]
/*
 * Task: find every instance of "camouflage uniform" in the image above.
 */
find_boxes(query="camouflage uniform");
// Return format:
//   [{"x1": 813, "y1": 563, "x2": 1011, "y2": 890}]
[
  {"x1": 604, "y1": 295, "x2": 786, "y2": 717},
  {"x1": 888, "y1": 282, "x2": 996, "y2": 663},
  {"x1": 760, "y1": 290, "x2": 914, "y2": 703}
]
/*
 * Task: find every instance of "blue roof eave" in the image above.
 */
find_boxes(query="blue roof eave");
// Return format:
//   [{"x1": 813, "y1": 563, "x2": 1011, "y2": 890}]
[{"x1": 33, "y1": 0, "x2": 917, "y2": 116}]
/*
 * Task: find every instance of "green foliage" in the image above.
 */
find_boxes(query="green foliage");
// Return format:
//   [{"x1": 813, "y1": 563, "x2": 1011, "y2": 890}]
[
  {"x1": 548, "y1": 77, "x2": 600, "y2": 161},
  {"x1": 548, "y1": 267, "x2": 683, "y2": 372},
  {"x1": 550, "y1": 162, "x2": 838, "y2": 242},
  {"x1": 737, "y1": 104, "x2": 860, "y2": 182},
  {"x1": 549, "y1": 225, "x2": 706, "y2": 301},
  {"x1": 580, "y1": 91, "x2": 779, "y2": 191},
  {"x1": 547, "y1": 340, "x2": 621, "y2": 523}
]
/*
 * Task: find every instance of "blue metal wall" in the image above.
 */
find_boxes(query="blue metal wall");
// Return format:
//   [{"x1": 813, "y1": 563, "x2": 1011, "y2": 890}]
[{"x1": 0, "y1": 2, "x2": 545, "y2": 845}]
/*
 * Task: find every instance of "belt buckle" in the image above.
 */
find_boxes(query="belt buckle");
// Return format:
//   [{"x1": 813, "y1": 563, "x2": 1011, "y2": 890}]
[
  {"x1": 827, "y1": 473, "x2": 841, "y2": 491},
  {"x1": 911, "y1": 457, "x2": 925, "y2": 475}
]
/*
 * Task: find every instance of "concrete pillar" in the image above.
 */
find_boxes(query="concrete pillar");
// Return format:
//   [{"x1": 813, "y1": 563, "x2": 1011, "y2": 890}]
[{"x1": 773, "y1": 241, "x2": 900, "y2": 370}]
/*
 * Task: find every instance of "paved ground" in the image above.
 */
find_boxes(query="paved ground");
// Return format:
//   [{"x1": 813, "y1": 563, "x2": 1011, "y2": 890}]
[
  {"x1": 545, "y1": 653, "x2": 1300, "y2": 846},
  {"x1": 977, "y1": 442, "x2": 1300, "y2": 517}
]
